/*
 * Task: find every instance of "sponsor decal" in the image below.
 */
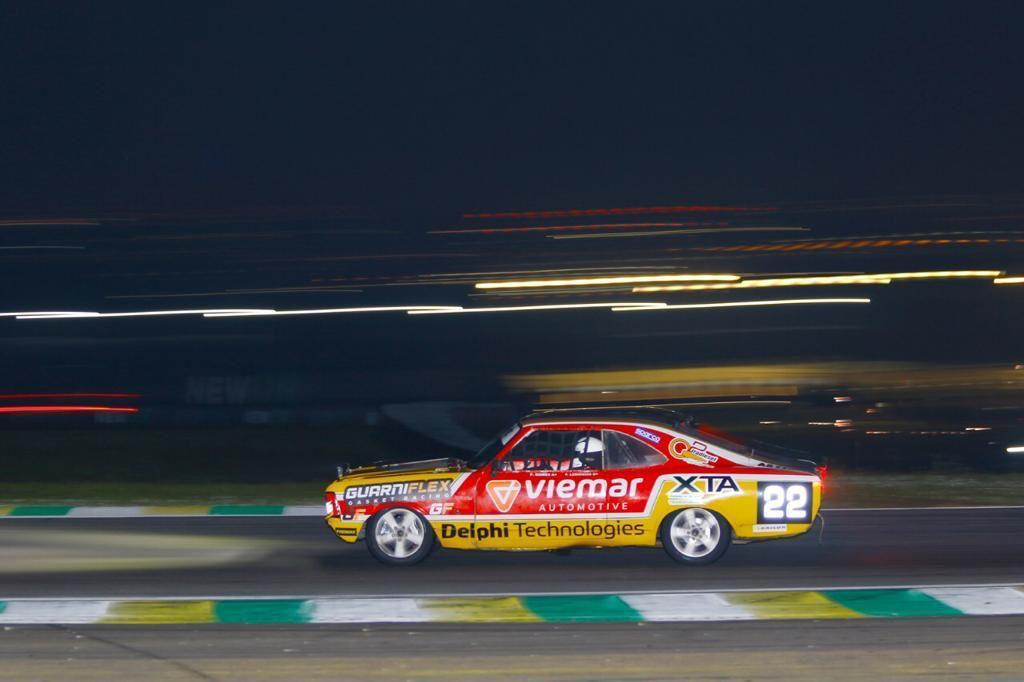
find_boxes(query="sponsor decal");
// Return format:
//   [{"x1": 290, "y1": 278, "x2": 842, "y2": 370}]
[
  {"x1": 428, "y1": 502, "x2": 455, "y2": 515},
  {"x1": 440, "y1": 520, "x2": 646, "y2": 542},
  {"x1": 342, "y1": 478, "x2": 454, "y2": 506},
  {"x1": 634, "y1": 427, "x2": 662, "y2": 444},
  {"x1": 667, "y1": 474, "x2": 740, "y2": 504},
  {"x1": 525, "y1": 477, "x2": 641, "y2": 500},
  {"x1": 668, "y1": 438, "x2": 720, "y2": 467},
  {"x1": 752, "y1": 523, "x2": 788, "y2": 533},
  {"x1": 486, "y1": 479, "x2": 522, "y2": 512}
]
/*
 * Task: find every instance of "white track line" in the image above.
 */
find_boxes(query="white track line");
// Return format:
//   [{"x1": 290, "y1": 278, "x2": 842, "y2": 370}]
[{"x1": 6, "y1": 582, "x2": 1023, "y2": 602}]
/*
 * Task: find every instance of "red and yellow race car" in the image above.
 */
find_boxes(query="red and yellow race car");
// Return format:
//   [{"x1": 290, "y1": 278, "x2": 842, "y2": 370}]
[{"x1": 324, "y1": 408, "x2": 823, "y2": 565}]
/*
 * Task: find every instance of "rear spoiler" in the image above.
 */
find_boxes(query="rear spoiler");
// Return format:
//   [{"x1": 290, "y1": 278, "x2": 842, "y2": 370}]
[
  {"x1": 337, "y1": 457, "x2": 464, "y2": 478},
  {"x1": 748, "y1": 448, "x2": 819, "y2": 475},
  {"x1": 677, "y1": 422, "x2": 819, "y2": 475}
]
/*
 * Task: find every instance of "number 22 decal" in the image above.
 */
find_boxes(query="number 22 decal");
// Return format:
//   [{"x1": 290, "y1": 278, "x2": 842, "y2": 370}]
[{"x1": 757, "y1": 482, "x2": 812, "y2": 523}]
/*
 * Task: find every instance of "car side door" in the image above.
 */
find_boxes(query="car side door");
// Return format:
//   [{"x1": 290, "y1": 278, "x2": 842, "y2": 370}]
[
  {"x1": 598, "y1": 427, "x2": 670, "y2": 544},
  {"x1": 473, "y1": 425, "x2": 606, "y2": 549}
]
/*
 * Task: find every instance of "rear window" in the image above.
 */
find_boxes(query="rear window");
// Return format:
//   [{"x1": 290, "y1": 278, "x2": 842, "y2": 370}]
[{"x1": 603, "y1": 430, "x2": 666, "y2": 469}]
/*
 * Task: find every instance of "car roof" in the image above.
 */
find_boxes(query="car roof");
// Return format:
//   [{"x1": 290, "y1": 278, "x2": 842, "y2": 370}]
[
  {"x1": 521, "y1": 406, "x2": 694, "y2": 430},
  {"x1": 520, "y1": 406, "x2": 818, "y2": 473}
]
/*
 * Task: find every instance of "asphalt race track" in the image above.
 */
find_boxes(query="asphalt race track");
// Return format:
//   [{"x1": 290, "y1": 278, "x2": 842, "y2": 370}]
[
  {"x1": 4, "y1": 618, "x2": 1024, "y2": 681},
  {"x1": 3, "y1": 508, "x2": 1024, "y2": 681},
  {"x1": 2, "y1": 508, "x2": 1023, "y2": 597}
]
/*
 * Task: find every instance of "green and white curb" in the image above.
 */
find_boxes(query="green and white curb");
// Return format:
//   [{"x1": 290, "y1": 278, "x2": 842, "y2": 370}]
[
  {"x1": 2, "y1": 586, "x2": 1023, "y2": 624},
  {"x1": 0, "y1": 505, "x2": 323, "y2": 518}
]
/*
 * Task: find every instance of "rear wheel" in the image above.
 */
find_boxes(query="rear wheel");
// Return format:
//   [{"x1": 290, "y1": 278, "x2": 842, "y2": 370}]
[
  {"x1": 366, "y1": 508, "x2": 435, "y2": 566},
  {"x1": 661, "y1": 508, "x2": 731, "y2": 565}
]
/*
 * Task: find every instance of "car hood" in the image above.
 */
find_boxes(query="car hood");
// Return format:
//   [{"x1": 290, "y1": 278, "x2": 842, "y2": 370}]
[{"x1": 335, "y1": 457, "x2": 469, "y2": 484}]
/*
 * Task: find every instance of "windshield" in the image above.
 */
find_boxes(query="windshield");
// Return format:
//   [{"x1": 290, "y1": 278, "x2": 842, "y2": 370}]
[{"x1": 466, "y1": 423, "x2": 520, "y2": 469}]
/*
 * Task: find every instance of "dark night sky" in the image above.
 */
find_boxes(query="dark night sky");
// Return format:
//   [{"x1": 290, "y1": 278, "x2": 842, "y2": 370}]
[
  {"x1": 5, "y1": 3, "x2": 1024, "y2": 476},
  {"x1": 3, "y1": 2, "x2": 1024, "y2": 217}
]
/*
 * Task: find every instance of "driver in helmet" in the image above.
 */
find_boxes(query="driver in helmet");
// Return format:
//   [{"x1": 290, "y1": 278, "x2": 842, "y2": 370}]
[{"x1": 551, "y1": 434, "x2": 603, "y2": 471}]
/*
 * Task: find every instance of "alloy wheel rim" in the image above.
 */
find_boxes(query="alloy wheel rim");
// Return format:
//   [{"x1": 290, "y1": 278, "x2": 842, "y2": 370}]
[
  {"x1": 669, "y1": 508, "x2": 720, "y2": 558},
  {"x1": 375, "y1": 509, "x2": 425, "y2": 559}
]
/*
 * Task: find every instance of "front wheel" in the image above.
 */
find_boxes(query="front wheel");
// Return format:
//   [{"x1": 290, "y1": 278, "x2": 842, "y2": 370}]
[
  {"x1": 661, "y1": 508, "x2": 731, "y2": 565},
  {"x1": 366, "y1": 508, "x2": 435, "y2": 566}
]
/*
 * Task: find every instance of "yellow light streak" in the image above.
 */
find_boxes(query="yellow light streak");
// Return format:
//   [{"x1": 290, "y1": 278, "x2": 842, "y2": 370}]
[
  {"x1": 475, "y1": 274, "x2": 739, "y2": 290},
  {"x1": 884, "y1": 270, "x2": 1002, "y2": 279},
  {"x1": 635, "y1": 275, "x2": 890, "y2": 292},
  {"x1": 635, "y1": 270, "x2": 1003, "y2": 293}
]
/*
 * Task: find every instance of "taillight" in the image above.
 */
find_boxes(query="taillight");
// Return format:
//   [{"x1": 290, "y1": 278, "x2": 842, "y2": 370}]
[{"x1": 816, "y1": 465, "x2": 828, "y2": 494}]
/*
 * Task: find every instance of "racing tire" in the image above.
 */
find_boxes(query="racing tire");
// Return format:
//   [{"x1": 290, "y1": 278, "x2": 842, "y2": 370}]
[
  {"x1": 366, "y1": 508, "x2": 436, "y2": 566},
  {"x1": 661, "y1": 508, "x2": 731, "y2": 565}
]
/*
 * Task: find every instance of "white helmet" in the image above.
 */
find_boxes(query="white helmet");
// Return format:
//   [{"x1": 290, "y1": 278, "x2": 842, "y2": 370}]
[{"x1": 574, "y1": 436, "x2": 603, "y2": 455}]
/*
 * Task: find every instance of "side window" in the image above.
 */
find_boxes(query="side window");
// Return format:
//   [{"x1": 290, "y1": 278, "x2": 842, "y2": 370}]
[
  {"x1": 499, "y1": 429, "x2": 602, "y2": 471},
  {"x1": 603, "y1": 430, "x2": 667, "y2": 469}
]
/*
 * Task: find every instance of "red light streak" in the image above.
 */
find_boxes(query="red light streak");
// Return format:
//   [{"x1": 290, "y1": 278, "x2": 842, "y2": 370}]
[
  {"x1": 0, "y1": 406, "x2": 139, "y2": 414},
  {"x1": 430, "y1": 222, "x2": 724, "y2": 235},
  {"x1": 462, "y1": 205, "x2": 773, "y2": 220},
  {"x1": 699, "y1": 237, "x2": 1023, "y2": 253}
]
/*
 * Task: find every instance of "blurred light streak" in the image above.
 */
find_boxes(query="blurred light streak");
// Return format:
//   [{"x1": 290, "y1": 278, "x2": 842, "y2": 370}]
[
  {"x1": 994, "y1": 277, "x2": 1024, "y2": 284},
  {"x1": 636, "y1": 271, "x2": 1002, "y2": 293},
  {"x1": 612, "y1": 298, "x2": 871, "y2": 312},
  {"x1": 408, "y1": 302, "x2": 667, "y2": 315},
  {"x1": 651, "y1": 400, "x2": 793, "y2": 407},
  {"x1": 884, "y1": 270, "x2": 1002, "y2": 280},
  {"x1": 8, "y1": 304, "x2": 675, "y2": 320},
  {"x1": 536, "y1": 386, "x2": 797, "y2": 404},
  {"x1": 0, "y1": 219, "x2": 99, "y2": 227},
  {"x1": 635, "y1": 275, "x2": 891, "y2": 292},
  {"x1": 206, "y1": 306, "x2": 462, "y2": 317},
  {"x1": 462, "y1": 205, "x2": 771, "y2": 219},
  {"x1": 476, "y1": 274, "x2": 739, "y2": 290},
  {"x1": 0, "y1": 311, "x2": 100, "y2": 318},
  {"x1": 549, "y1": 227, "x2": 809, "y2": 240},
  {"x1": 0, "y1": 406, "x2": 138, "y2": 414},
  {"x1": 15, "y1": 309, "x2": 276, "y2": 320},
  {"x1": 700, "y1": 238, "x2": 1020, "y2": 252},
  {"x1": 429, "y1": 222, "x2": 708, "y2": 235},
  {"x1": 1006, "y1": 446, "x2": 1024, "y2": 453},
  {"x1": 423, "y1": 266, "x2": 671, "y2": 278},
  {"x1": 508, "y1": 362, "x2": 1024, "y2": 402}
]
